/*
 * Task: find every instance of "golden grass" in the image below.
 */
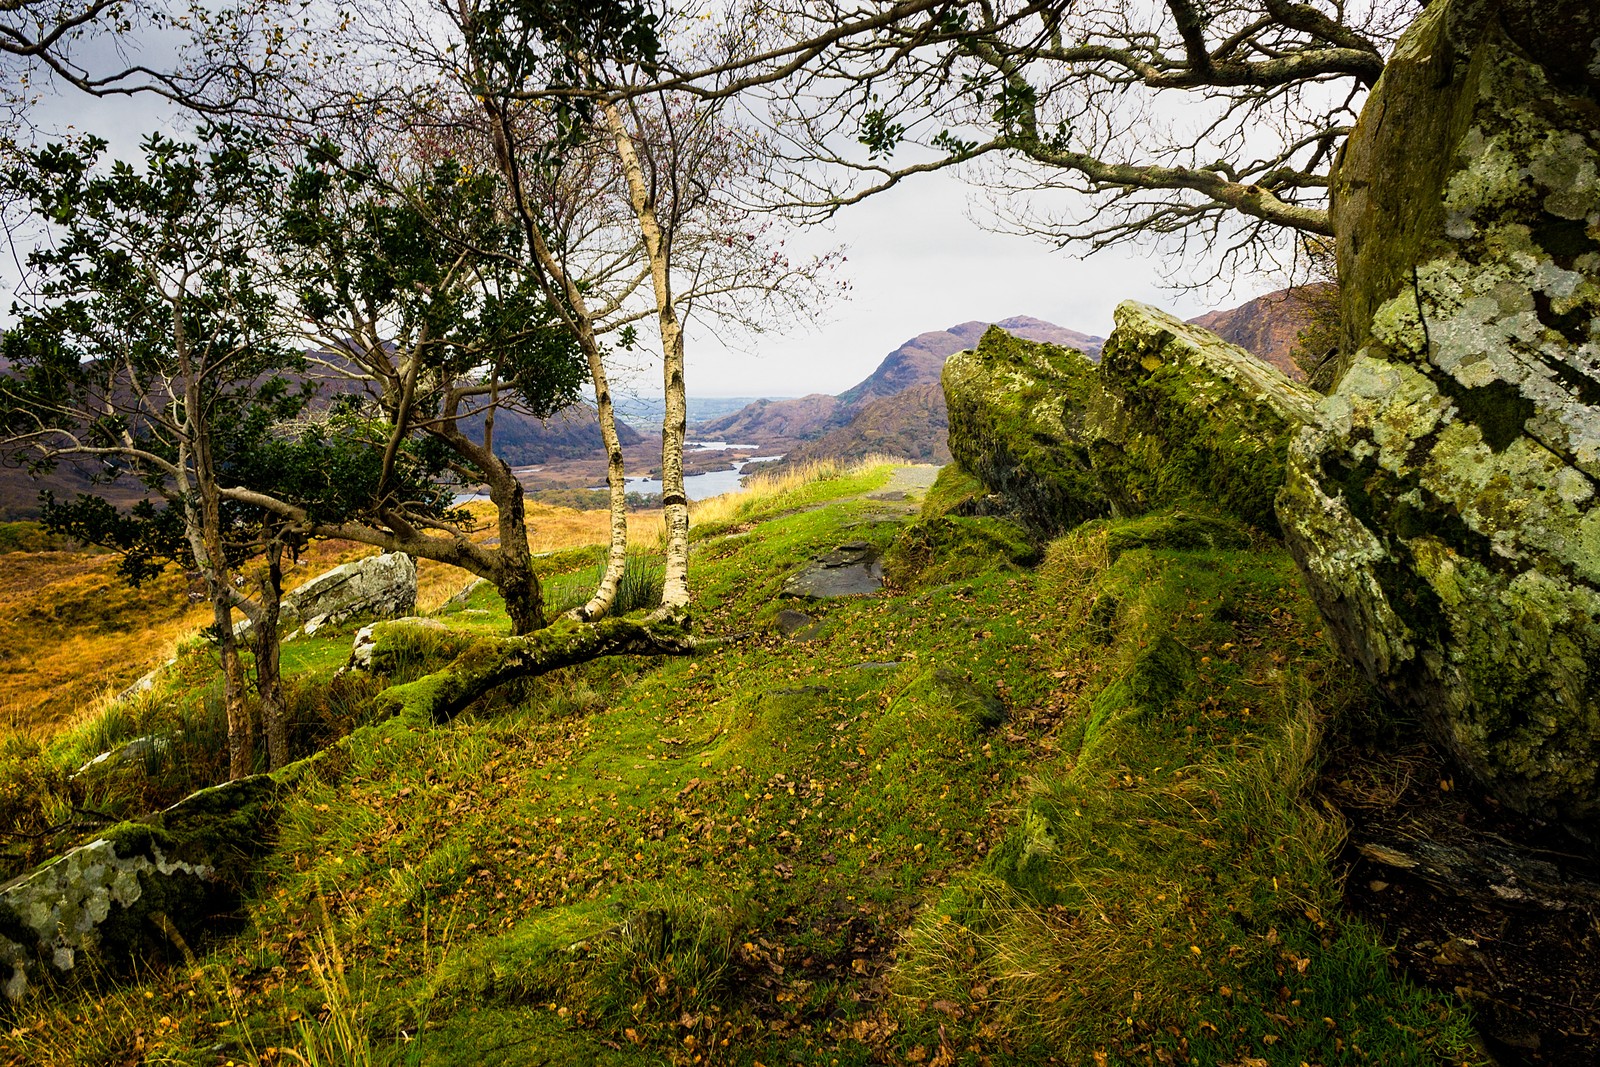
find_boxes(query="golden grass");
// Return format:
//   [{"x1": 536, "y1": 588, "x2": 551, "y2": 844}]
[
  {"x1": 688, "y1": 453, "x2": 905, "y2": 529},
  {"x1": 1, "y1": 465, "x2": 866, "y2": 739}
]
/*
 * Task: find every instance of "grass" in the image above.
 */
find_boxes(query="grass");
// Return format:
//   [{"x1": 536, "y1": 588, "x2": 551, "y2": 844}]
[{"x1": 0, "y1": 464, "x2": 1479, "y2": 1066}]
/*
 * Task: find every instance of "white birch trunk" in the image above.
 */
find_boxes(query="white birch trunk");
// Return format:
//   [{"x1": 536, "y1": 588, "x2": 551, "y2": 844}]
[{"x1": 604, "y1": 102, "x2": 691, "y2": 610}]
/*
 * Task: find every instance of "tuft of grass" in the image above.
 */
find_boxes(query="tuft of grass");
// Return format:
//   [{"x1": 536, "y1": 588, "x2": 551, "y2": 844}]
[
  {"x1": 545, "y1": 551, "x2": 665, "y2": 617},
  {"x1": 893, "y1": 509, "x2": 1478, "y2": 1064}
]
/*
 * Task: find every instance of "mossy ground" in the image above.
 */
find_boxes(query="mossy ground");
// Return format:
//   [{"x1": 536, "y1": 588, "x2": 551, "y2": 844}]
[{"x1": 0, "y1": 466, "x2": 1478, "y2": 1066}]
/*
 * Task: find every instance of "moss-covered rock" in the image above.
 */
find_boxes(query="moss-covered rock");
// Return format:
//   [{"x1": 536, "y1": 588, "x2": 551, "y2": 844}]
[
  {"x1": 0, "y1": 760, "x2": 318, "y2": 1000},
  {"x1": 1280, "y1": 0, "x2": 1600, "y2": 829},
  {"x1": 917, "y1": 463, "x2": 991, "y2": 520},
  {"x1": 941, "y1": 311, "x2": 1316, "y2": 539},
  {"x1": 883, "y1": 514, "x2": 1038, "y2": 588},
  {"x1": 1096, "y1": 304, "x2": 1319, "y2": 535},
  {"x1": 942, "y1": 327, "x2": 1111, "y2": 534},
  {"x1": 1103, "y1": 508, "x2": 1253, "y2": 561}
]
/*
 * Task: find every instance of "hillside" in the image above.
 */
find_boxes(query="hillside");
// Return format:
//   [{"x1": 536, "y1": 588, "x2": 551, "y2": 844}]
[
  {"x1": 778, "y1": 382, "x2": 952, "y2": 467},
  {"x1": 0, "y1": 460, "x2": 1482, "y2": 1066},
  {"x1": 459, "y1": 401, "x2": 646, "y2": 466},
  {"x1": 1186, "y1": 284, "x2": 1334, "y2": 381}
]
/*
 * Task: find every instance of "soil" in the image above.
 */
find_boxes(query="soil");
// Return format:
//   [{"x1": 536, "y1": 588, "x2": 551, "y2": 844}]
[{"x1": 1324, "y1": 735, "x2": 1600, "y2": 1065}]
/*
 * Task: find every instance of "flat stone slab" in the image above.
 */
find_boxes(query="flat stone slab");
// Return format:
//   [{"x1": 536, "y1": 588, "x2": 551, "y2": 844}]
[
  {"x1": 773, "y1": 608, "x2": 823, "y2": 641},
  {"x1": 780, "y1": 542, "x2": 884, "y2": 599}
]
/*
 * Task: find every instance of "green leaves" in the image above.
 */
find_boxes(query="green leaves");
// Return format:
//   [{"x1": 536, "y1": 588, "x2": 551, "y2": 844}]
[{"x1": 857, "y1": 108, "x2": 907, "y2": 159}]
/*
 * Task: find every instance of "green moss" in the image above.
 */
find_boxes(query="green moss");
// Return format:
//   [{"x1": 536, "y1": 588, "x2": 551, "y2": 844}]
[
  {"x1": 882, "y1": 513, "x2": 1037, "y2": 588},
  {"x1": 6, "y1": 473, "x2": 1475, "y2": 1064},
  {"x1": 1104, "y1": 507, "x2": 1253, "y2": 560},
  {"x1": 918, "y1": 463, "x2": 986, "y2": 519},
  {"x1": 943, "y1": 327, "x2": 1111, "y2": 535}
]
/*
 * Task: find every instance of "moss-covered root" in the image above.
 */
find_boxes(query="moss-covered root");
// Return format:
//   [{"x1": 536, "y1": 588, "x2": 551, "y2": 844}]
[{"x1": 372, "y1": 615, "x2": 709, "y2": 725}]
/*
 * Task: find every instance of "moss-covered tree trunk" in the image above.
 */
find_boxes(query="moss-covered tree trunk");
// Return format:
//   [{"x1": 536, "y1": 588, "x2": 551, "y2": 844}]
[
  {"x1": 251, "y1": 542, "x2": 290, "y2": 771},
  {"x1": 373, "y1": 615, "x2": 705, "y2": 724}
]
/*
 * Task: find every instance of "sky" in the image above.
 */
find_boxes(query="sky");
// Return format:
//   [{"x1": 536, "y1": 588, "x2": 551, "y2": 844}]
[
  {"x1": 679, "y1": 174, "x2": 1231, "y2": 398},
  {"x1": 9, "y1": 31, "x2": 1266, "y2": 402}
]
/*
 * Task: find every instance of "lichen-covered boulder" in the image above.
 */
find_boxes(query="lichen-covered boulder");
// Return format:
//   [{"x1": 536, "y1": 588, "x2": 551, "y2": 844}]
[
  {"x1": 941, "y1": 309, "x2": 1317, "y2": 536},
  {"x1": 943, "y1": 326, "x2": 1110, "y2": 534},
  {"x1": 0, "y1": 764, "x2": 314, "y2": 999},
  {"x1": 1096, "y1": 303, "x2": 1318, "y2": 535},
  {"x1": 251, "y1": 551, "x2": 417, "y2": 639},
  {"x1": 1278, "y1": 0, "x2": 1600, "y2": 828}
]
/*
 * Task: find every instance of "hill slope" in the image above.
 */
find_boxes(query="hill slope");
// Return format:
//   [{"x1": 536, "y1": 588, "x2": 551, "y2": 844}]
[
  {"x1": 1, "y1": 463, "x2": 1476, "y2": 1067},
  {"x1": 1186, "y1": 284, "x2": 1334, "y2": 380}
]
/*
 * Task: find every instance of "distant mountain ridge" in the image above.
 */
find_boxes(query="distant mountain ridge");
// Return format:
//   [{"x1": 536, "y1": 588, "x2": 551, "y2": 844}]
[
  {"x1": 1185, "y1": 284, "x2": 1332, "y2": 381},
  {"x1": 695, "y1": 316, "x2": 1103, "y2": 445}
]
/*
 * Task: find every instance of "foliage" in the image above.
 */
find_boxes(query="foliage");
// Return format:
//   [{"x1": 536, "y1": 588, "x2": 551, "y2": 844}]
[{"x1": 279, "y1": 149, "x2": 589, "y2": 428}]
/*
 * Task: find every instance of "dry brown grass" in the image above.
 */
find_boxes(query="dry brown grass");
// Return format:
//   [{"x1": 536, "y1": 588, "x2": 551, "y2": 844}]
[
  {"x1": 415, "y1": 501, "x2": 658, "y2": 612},
  {"x1": 3, "y1": 496, "x2": 689, "y2": 739},
  {"x1": 687, "y1": 454, "x2": 903, "y2": 530}
]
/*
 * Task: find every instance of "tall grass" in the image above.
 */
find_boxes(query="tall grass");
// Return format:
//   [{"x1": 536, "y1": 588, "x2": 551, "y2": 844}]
[{"x1": 689, "y1": 454, "x2": 906, "y2": 533}]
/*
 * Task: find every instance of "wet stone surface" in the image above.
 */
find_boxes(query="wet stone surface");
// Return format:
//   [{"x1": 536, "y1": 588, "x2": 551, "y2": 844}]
[{"x1": 780, "y1": 542, "x2": 884, "y2": 599}]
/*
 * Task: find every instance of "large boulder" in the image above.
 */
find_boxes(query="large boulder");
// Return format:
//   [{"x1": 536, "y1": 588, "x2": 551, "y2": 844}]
[
  {"x1": 0, "y1": 767, "x2": 307, "y2": 999},
  {"x1": 243, "y1": 551, "x2": 417, "y2": 639},
  {"x1": 1095, "y1": 303, "x2": 1318, "y2": 535},
  {"x1": 1278, "y1": 0, "x2": 1600, "y2": 828},
  {"x1": 943, "y1": 326, "x2": 1110, "y2": 534},
  {"x1": 942, "y1": 307, "x2": 1317, "y2": 535}
]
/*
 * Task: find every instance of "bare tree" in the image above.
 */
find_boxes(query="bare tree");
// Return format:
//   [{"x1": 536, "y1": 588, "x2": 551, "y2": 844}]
[{"x1": 664, "y1": 1, "x2": 1412, "y2": 282}]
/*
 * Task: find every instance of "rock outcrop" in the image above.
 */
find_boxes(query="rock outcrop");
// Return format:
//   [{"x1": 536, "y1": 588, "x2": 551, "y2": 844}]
[
  {"x1": 944, "y1": 306, "x2": 1317, "y2": 536},
  {"x1": 0, "y1": 767, "x2": 311, "y2": 999},
  {"x1": 943, "y1": 327, "x2": 1110, "y2": 535},
  {"x1": 1277, "y1": 0, "x2": 1600, "y2": 829},
  {"x1": 246, "y1": 551, "x2": 417, "y2": 640},
  {"x1": 1096, "y1": 304, "x2": 1318, "y2": 536}
]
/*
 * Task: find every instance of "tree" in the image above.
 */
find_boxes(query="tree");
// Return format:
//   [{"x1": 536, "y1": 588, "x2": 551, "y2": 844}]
[
  {"x1": 651, "y1": 1, "x2": 1408, "y2": 282},
  {"x1": 450, "y1": 0, "x2": 841, "y2": 617},
  {"x1": 265, "y1": 147, "x2": 590, "y2": 635},
  {"x1": 0, "y1": 124, "x2": 303, "y2": 776},
  {"x1": 0, "y1": 0, "x2": 308, "y2": 126}
]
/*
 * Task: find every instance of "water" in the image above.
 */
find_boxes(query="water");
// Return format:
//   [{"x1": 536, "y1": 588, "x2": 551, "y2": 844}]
[
  {"x1": 600, "y1": 456, "x2": 784, "y2": 501},
  {"x1": 452, "y1": 450, "x2": 784, "y2": 505}
]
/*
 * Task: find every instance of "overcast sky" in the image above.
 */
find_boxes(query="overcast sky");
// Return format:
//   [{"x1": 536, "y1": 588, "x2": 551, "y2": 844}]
[
  {"x1": 679, "y1": 174, "x2": 1236, "y2": 398},
  {"x1": 13, "y1": 53, "x2": 1262, "y2": 402}
]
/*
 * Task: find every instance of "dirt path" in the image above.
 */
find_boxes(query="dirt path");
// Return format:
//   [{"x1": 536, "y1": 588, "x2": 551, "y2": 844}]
[{"x1": 859, "y1": 463, "x2": 941, "y2": 515}]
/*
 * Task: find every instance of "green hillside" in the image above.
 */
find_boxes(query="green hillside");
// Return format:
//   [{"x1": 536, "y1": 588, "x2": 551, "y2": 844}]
[{"x1": 0, "y1": 462, "x2": 1474, "y2": 1067}]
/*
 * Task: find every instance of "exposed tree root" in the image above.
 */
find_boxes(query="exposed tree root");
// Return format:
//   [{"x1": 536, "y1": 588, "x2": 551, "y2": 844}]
[{"x1": 372, "y1": 612, "x2": 729, "y2": 724}]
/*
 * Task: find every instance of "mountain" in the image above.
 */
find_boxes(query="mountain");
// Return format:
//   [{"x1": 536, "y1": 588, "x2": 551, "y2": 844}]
[
  {"x1": 1185, "y1": 284, "x2": 1333, "y2": 381},
  {"x1": 689, "y1": 393, "x2": 840, "y2": 443},
  {"x1": 780, "y1": 382, "x2": 952, "y2": 468},
  {"x1": 459, "y1": 401, "x2": 644, "y2": 466},
  {"x1": 0, "y1": 397, "x2": 640, "y2": 520},
  {"x1": 695, "y1": 316, "x2": 1103, "y2": 446}
]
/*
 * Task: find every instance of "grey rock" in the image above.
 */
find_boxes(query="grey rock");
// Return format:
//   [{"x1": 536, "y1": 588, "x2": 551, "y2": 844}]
[
  {"x1": 773, "y1": 608, "x2": 821, "y2": 641},
  {"x1": 445, "y1": 577, "x2": 488, "y2": 608},
  {"x1": 1277, "y1": 0, "x2": 1600, "y2": 829},
  {"x1": 112, "y1": 660, "x2": 174, "y2": 704},
  {"x1": 238, "y1": 552, "x2": 418, "y2": 640},
  {"x1": 347, "y1": 616, "x2": 449, "y2": 672},
  {"x1": 943, "y1": 309, "x2": 1317, "y2": 536},
  {"x1": 0, "y1": 769, "x2": 296, "y2": 1000},
  {"x1": 781, "y1": 542, "x2": 884, "y2": 599},
  {"x1": 72, "y1": 734, "x2": 172, "y2": 779}
]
